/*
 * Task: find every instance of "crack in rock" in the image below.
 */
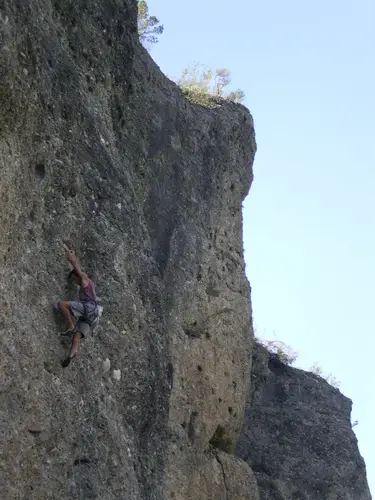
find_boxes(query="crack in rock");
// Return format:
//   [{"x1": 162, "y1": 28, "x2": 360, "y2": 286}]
[{"x1": 215, "y1": 453, "x2": 229, "y2": 500}]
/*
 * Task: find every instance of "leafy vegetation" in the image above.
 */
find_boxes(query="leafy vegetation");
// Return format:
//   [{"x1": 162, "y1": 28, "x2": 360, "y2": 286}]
[
  {"x1": 137, "y1": 0, "x2": 164, "y2": 46},
  {"x1": 257, "y1": 337, "x2": 341, "y2": 389},
  {"x1": 176, "y1": 64, "x2": 245, "y2": 107},
  {"x1": 259, "y1": 339, "x2": 298, "y2": 365}
]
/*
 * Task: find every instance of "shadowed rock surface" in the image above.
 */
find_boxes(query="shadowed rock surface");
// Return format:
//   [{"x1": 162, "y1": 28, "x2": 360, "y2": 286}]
[
  {"x1": 0, "y1": 0, "x2": 256, "y2": 499},
  {"x1": 236, "y1": 343, "x2": 372, "y2": 500}
]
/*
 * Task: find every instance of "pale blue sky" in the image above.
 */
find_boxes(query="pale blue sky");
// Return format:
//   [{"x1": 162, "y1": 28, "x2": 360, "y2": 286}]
[{"x1": 147, "y1": 0, "x2": 374, "y2": 494}]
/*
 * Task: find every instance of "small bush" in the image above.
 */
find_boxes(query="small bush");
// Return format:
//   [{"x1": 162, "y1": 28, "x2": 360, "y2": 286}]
[
  {"x1": 256, "y1": 333, "x2": 340, "y2": 388},
  {"x1": 259, "y1": 339, "x2": 298, "y2": 365},
  {"x1": 309, "y1": 362, "x2": 341, "y2": 389},
  {"x1": 176, "y1": 64, "x2": 245, "y2": 107},
  {"x1": 179, "y1": 86, "x2": 222, "y2": 108}
]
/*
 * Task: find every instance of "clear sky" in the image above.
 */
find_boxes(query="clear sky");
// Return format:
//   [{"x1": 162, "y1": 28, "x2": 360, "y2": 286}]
[{"x1": 147, "y1": 0, "x2": 374, "y2": 494}]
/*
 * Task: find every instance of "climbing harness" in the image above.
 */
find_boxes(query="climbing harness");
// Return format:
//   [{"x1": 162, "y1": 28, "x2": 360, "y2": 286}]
[{"x1": 82, "y1": 298, "x2": 103, "y2": 332}]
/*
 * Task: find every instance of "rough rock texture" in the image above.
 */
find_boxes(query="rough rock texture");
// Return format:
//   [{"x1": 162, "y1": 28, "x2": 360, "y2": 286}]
[
  {"x1": 0, "y1": 1, "x2": 257, "y2": 499},
  {"x1": 2, "y1": 2, "x2": 371, "y2": 500},
  {"x1": 236, "y1": 343, "x2": 372, "y2": 500}
]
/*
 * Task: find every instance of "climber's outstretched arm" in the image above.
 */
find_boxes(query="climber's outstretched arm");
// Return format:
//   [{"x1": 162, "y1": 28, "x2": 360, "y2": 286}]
[{"x1": 64, "y1": 245, "x2": 89, "y2": 286}]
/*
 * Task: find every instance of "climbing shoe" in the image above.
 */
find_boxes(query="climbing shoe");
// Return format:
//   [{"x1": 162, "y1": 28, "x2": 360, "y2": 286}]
[
  {"x1": 61, "y1": 357, "x2": 71, "y2": 368},
  {"x1": 61, "y1": 354, "x2": 76, "y2": 368}
]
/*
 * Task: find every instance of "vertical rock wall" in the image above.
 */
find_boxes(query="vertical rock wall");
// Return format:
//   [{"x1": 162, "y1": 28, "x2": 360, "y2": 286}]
[{"x1": 0, "y1": 1, "x2": 257, "y2": 498}]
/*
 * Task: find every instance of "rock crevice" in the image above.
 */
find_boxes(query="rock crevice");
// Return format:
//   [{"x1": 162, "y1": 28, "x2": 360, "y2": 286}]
[{"x1": 215, "y1": 452, "x2": 230, "y2": 500}]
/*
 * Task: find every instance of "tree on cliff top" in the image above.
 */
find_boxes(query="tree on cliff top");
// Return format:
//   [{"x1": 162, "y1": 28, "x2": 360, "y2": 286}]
[{"x1": 137, "y1": 0, "x2": 164, "y2": 46}]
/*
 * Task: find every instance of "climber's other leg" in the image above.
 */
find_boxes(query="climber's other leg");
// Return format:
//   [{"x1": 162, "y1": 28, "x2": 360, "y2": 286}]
[
  {"x1": 62, "y1": 332, "x2": 82, "y2": 368},
  {"x1": 69, "y1": 332, "x2": 81, "y2": 358}
]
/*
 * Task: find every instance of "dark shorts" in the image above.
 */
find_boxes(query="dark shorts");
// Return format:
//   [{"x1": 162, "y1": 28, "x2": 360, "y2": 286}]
[
  {"x1": 75, "y1": 320, "x2": 92, "y2": 338},
  {"x1": 68, "y1": 301, "x2": 86, "y2": 320}
]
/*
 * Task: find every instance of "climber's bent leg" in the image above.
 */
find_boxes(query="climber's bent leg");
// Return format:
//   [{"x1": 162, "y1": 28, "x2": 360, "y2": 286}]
[{"x1": 58, "y1": 300, "x2": 76, "y2": 331}]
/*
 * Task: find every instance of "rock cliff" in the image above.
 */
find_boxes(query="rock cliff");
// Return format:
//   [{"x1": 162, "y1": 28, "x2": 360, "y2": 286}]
[
  {"x1": 236, "y1": 343, "x2": 372, "y2": 500},
  {"x1": 0, "y1": 1, "x2": 256, "y2": 499},
  {"x1": 0, "y1": 1, "x2": 372, "y2": 500}
]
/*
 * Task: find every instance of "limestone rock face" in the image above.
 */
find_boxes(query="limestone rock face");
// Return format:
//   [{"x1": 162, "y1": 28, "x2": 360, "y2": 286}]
[
  {"x1": 236, "y1": 343, "x2": 372, "y2": 500},
  {"x1": 0, "y1": 1, "x2": 256, "y2": 499}
]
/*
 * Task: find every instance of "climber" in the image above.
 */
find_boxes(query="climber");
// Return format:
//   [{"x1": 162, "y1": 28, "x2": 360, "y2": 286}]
[{"x1": 55, "y1": 244, "x2": 102, "y2": 368}]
